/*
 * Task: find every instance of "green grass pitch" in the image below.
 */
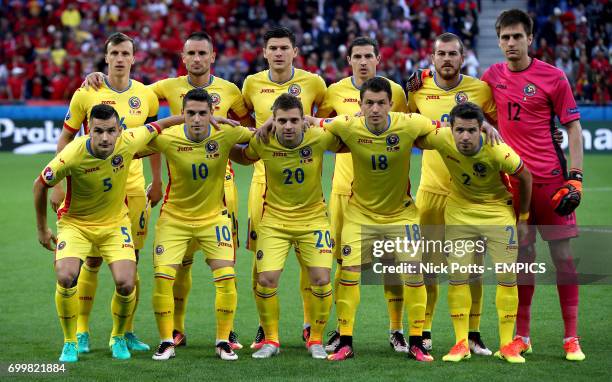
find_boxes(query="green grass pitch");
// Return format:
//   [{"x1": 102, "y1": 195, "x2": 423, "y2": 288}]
[{"x1": 1, "y1": 152, "x2": 611, "y2": 381}]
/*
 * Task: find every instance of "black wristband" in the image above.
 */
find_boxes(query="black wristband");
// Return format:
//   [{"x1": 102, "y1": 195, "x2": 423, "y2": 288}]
[{"x1": 569, "y1": 169, "x2": 583, "y2": 182}]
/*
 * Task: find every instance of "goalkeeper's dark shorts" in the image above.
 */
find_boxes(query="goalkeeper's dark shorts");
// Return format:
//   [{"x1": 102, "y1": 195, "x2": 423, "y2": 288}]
[{"x1": 510, "y1": 177, "x2": 578, "y2": 244}]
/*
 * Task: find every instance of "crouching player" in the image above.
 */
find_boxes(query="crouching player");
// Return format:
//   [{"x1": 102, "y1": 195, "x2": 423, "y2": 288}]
[
  {"x1": 232, "y1": 94, "x2": 342, "y2": 359},
  {"x1": 144, "y1": 89, "x2": 253, "y2": 361},
  {"x1": 34, "y1": 104, "x2": 181, "y2": 362},
  {"x1": 416, "y1": 102, "x2": 532, "y2": 363}
]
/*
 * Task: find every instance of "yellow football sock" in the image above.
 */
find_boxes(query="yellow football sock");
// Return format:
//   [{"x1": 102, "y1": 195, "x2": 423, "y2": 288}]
[
  {"x1": 496, "y1": 284, "x2": 518, "y2": 347},
  {"x1": 384, "y1": 283, "x2": 404, "y2": 332},
  {"x1": 469, "y1": 276, "x2": 483, "y2": 332},
  {"x1": 56, "y1": 283, "x2": 78, "y2": 342},
  {"x1": 336, "y1": 270, "x2": 360, "y2": 336},
  {"x1": 310, "y1": 283, "x2": 332, "y2": 343},
  {"x1": 424, "y1": 276, "x2": 439, "y2": 332},
  {"x1": 110, "y1": 288, "x2": 136, "y2": 338},
  {"x1": 173, "y1": 263, "x2": 192, "y2": 333},
  {"x1": 76, "y1": 263, "x2": 100, "y2": 334},
  {"x1": 299, "y1": 261, "x2": 312, "y2": 328},
  {"x1": 125, "y1": 272, "x2": 140, "y2": 333},
  {"x1": 212, "y1": 267, "x2": 237, "y2": 342},
  {"x1": 404, "y1": 279, "x2": 427, "y2": 336},
  {"x1": 153, "y1": 266, "x2": 176, "y2": 340},
  {"x1": 448, "y1": 283, "x2": 471, "y2": 344},
  {"x1": 255, "y1": 283, "x2": 279, "y2": 343}
]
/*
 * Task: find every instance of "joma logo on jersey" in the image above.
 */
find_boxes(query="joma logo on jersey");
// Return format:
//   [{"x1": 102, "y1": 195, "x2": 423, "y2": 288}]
[
  {"x1": 358, "y1": 138, "x2": 373, "y2": 144},
  {"x1": 177, "y1": 146, "x2": 193, "y2": 152},
  {"x1": 426, "y1": 95, "x2": 440, "y2": 100},
  {"x1": 84, "y1": 166, "x2": 100, "y2": 174},
  {"x1": 319, "y1": 248, "x2": 332, "y2": 254},
  {"x1": 218, "y1": 242, "x2": 232, "y2": 248},
  {"x1": 273, "y1": 152, "x2": 287, "y2": 157},
  {"x1": 343, "y1": 98, "x2": 359, "y2": 103},
  {"x1": 496, "y1": 84, "x2": 507, "y2": 89},
  {"x1": 260, "y1": 89, "x2": 275, "y2": 93},
  {"x1": 101, "y1": 100, "x2": 116, "y2": 105},
  {"x1": 122, "y1": 243, "x2": 134, "y2": 249}
]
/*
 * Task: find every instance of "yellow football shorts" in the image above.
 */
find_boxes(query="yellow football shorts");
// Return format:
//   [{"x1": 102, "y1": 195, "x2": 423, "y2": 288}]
[
  {"x1": 340, "y1": 204, "x2": 422, "y2": 268},
  {"x1": 55, "y1": 215, "x2": 136, "y2": 264},
  {"x1": 247, "y1": 181, "x2": 267, "y2": 252},
  {"x1": 256, "y1": 222, "x2": 333, "y2": 273},
  {"x1": 416, "y1": 189, "x2": 448, "y2": 272},
  {"x1": 153, "y1": 211, "x2": 235, "y2": 267},
  {"x1": 329, "y1": 192, "x2": 350, "y2": 261}
]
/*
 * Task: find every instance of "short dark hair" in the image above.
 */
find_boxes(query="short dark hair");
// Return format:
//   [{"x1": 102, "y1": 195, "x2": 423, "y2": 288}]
[
  {"x1": 182, "y1": 88, "x2": 213, "y2": 110},
  {"x1": 495, "y1": 9, "x2": 533, "y2": 37},
  {"x1": 89, "y1": 104, "x2": 120, "y2": 124},
  {"x1": 433, "y1": 32, "x2": 464, "y2": 55},
  {"x1": 449, "y1": 102, "x2": 484, "y2": 127},
  {"x1": 348, "y1": 36, "x2": 379, "y2": 57},
  {"x1": 104, "y1": 32, "x2": 134, "y2": 54},
  {"x1": 263, "y1": 26, "x2": 296, "y2": 47},
  {"x1": 272, "y1": 93, "x2": 303, "y2": 117},
  {"x1": 360, "y1": 77, "x2": 392, "y2": 101},
  {"x1": 186, "y1": 31, "x2": 213, "y2": 45}
]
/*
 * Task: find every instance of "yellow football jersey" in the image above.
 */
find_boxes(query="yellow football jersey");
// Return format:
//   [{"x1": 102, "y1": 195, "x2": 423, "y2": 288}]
[
  {"x1": 316, "y1": 76, "x2": 408, "y2": 195},
  {"x1": 64, "y1": 78, "x2": 160, "y2": 196},
  {"x1": 408, "y1": 74, "x2": 497, "y2": 195},
  {"x1": 40, "y1": 124, "x2": 160, "y2": 225},
  {"x1": 418, "y1": 127, "x2": 523, "y2": 210},
  {"x1": 244, "y1": 128, "x2": 341, "y2": 225},
  {"x1": 321, "y1": 112, "x2": 437, "y2": 216},
  {"x1": 146, "y1": 124, "x2": 253, "y2": 222},
  {"x1": 149, "y1": 75, "x2": 249, "y2": 119},
  {"x1": 242, "y1": 68, "x2": 327, "y2": 183}
]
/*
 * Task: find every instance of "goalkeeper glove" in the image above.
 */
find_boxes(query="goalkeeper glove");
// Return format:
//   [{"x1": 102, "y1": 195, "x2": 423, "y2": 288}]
[
  {"x1": 406, "y1": 69, "x2": 432, "y2": 93},
  {"x1": 551, "y1": 169, "x2": 583, "y2": 216}
]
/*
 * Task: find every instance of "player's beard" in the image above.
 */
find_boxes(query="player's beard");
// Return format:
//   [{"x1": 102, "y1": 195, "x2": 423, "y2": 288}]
[{"x1": 436, "y1": 64, "x2": 460, "y2": 81}]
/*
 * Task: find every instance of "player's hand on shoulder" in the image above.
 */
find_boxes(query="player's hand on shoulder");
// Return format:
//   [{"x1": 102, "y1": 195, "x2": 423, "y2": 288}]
[
  {"x1": 81, "y1": 72, "x2": 105, "y2": 90},
  {"x1": 38, "y1": 227, "x2": 57, "y2": 252},
  {"x1": 211, "y1": 116, "x2": 240, "y2": 130},
  {"x1": 405, "y1": 68, "x2": 431, "y2": 93},
  {"x1": 49, "y1": 184, "x2": 65, "y2": 213},
  {"x1": 255, "y1": 116, "x2": 274, "y2": 144},
  {"x1": 483, "y1": 121, "x2": 503, "y2": 145}
]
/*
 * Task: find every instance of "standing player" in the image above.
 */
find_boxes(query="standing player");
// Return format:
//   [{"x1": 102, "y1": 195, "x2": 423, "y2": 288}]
[
  {"x1": 34, "y1": 105, "x2": 179, "y2": 362},
  {"x1": 233, "y1": 94, "x2": 341, "y2": 359},
  {"x1": 407, "y1": 32, "x2": 497, "y2": 355},
  {"x1": 144, "y1": 89, "x2": 253, "y2": 361},
  {"x1": 83, "y1": 31, "x2": 251, "y2": 349},
  {"x1": 416, "y1": 102, "x2": 533, "y2": 363},
  {"x1": 54, "y1": 32, "x2": 160, "y2": 353},
  {"x1": 315, "y1": 36, "x2": 410, "y2": 353},
  {"x1": 308, "y1": 77, "x2": 438, "y2": 362},
  {"x1": 241, "y1": 26, "x2": 327, "y2": 347},
  {"x1": 482, "y1": 9, "x2": 585, "y2": 361}
]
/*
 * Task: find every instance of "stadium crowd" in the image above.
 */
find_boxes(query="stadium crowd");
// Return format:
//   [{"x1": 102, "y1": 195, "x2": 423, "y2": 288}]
[{"x1": 0, "y1": 0, "x2": 609, "y2": 104}]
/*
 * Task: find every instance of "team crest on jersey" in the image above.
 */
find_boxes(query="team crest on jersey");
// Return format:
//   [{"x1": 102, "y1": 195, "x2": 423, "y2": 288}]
[
  {"x1": 43, "y1": 166, "x2": 54, "y2": 181},
  {"x1": 57, "y1": 241, "x2": 66, "y2": 250},
  {"x1": 256, "y1": 250, "x2": 264, "y2": 260},
  {"x1": 342, "y1": 245, "x2": 351, "y2": 256},
  {"x1": 250, "y1": 230, "x2": 258, "y2": 240},
  {"x1": 523, "y1": 83, "x2": 537, "y2": 97},
  {"x1": 206, "y1": 140, "x2": 219, "y2": 154},
  {"x1": 386, "y1": 134, "x2": 400, "y2": 147},
  {"x1": 155, "y1": 245, "x2": 164, "y2": 255},
  {"x1": 299, "y1": 146, "x2": 313, "y2": 159},
  {"x1": 111, "y1": 154, "x2": 124, "y2": 167},
  {"x1": 210, "y1": 93, "x2": 221, "y2": 106},
  {"x1": 455, "y1": 91, "x2": 469, "y2": 104},
  {"x1": 288, "y1": 84, "x2": 301, "y2": 96},
  {"x1": 473, "y1": 162, "x2": 487, "y2": 177},
  {"x1": 128, "y1": 96, "x2": 141, "y2": 109}
]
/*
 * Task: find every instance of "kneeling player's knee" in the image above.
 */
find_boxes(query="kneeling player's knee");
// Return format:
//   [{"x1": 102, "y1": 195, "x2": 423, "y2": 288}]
[{"x1": 86, "y1": 256, "x2": 103, "y2": 268}]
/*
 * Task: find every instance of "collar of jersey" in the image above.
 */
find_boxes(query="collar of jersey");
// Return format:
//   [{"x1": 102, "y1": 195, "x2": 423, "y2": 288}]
[
  {"x1": 506, "y1": 57, "x2": 535, "y2": 73},
  {"x1": 350, "y1": 75, "x2": 368, "y2": 90},
  {"x1": 104, "y1": 77, "x2": 132, "y2": 93},
  {"x1": 187, "y1": 74, "x2": 214, "y2": 88},
  {"x1": 268, "y1": 66, "x2": 295, "y2": 85},
  {"x1": 364, "y1": 115, "x2": 391, "y2": 136},
  {"x1": 184, "y1": 124, "x2": 211, "y2": 142},
  {"x1": 433, "y1": 72, "x2": 463, "y2": 91}
]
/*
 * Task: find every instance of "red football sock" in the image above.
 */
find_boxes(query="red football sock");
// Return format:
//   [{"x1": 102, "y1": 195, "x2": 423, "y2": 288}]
[{"x1": 516, "y1": 285, "x2": 535, "y2": 337}]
